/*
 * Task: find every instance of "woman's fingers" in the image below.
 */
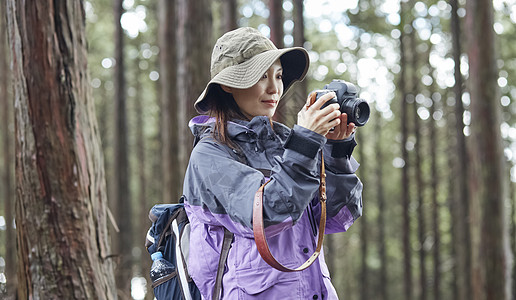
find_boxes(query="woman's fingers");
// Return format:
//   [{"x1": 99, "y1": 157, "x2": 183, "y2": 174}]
[{"x1": 307, "y1": 92, "x2": 337, "y2": 111}]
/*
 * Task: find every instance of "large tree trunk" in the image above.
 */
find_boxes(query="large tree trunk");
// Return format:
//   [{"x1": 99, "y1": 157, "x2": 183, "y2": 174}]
[
  {"x1": 113, "y1": 0, "x2": 132, "y2": 296},
  {"x1": 465, "y1": 0, "x2": 509, "y2": 299},
  {"x1": 1, "y1": 2, "x2": 16, "y2": 296},
  {"x1": 6, "y1": 1, "x2": 116, "y2": 299},
  {"x1": 450, "y1": 0, "x2": 472, "y2": 299},
  {"x1": 176, "y1": 0, "x2": 212, "y2": 185}
]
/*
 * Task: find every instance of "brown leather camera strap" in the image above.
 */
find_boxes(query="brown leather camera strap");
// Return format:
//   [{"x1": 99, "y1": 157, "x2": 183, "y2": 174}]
[{"x1": 252, "y1": 152, "x2": 327, "y2": 272}]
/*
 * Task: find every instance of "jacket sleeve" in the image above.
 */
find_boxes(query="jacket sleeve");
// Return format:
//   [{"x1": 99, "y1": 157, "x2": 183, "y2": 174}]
[
  {"x1": 309, "y1": 134, "x2": 363, "y2": 234},
  {"x1": 183, "y1": 129, "x2": 325, "y2": 239}
]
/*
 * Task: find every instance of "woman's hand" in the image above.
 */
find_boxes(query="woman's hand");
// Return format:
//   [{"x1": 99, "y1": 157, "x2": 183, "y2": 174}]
[
  {"x1": 326, "y1": 112, "x2": 356, "y2": 141},
  {"x1": 297, "y1": 92, "x2": 356, "y2": 139}
]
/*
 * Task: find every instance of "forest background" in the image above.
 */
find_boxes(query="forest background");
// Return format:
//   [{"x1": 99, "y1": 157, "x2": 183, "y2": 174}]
[{"x1": 0, "y1": 0, "x2": 515, "y2": 299}]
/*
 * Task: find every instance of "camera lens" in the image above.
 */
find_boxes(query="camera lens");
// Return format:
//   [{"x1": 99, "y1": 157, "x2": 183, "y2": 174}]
[
  {"x1": 354, "y1": 101, "x2": 370, "y2": 126},
  {"x1": 341, "y1": 98, "x2": 370, "y2": 127}
]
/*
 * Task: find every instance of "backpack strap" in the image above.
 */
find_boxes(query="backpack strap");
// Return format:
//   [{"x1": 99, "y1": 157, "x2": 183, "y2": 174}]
[
  {"x1": 195, "y1": 136, "x2": 239, "y2": 299},
  {"x1": 212, "y1": 228, "x2": 234, "y2": 300}
]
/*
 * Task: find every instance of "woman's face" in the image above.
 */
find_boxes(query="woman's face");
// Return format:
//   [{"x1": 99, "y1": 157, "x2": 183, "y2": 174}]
[{"x1": 222, "y1": 60, "x2": 284, "y2": 119}]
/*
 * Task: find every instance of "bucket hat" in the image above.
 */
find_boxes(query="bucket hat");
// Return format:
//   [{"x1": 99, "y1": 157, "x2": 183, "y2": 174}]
[{"x1": 194, "y1": 27, "x2": 310, "y2": 114}]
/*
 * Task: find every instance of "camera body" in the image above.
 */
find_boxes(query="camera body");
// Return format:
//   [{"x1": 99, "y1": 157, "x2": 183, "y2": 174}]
[{"x1": 314, "y1": 80, "x2": 370, "y2": 127}]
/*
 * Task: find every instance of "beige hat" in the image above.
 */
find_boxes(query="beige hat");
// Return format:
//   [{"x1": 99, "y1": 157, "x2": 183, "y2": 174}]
[{"x1": 195, "y1": 27, "x2": 310, "y2": 114}]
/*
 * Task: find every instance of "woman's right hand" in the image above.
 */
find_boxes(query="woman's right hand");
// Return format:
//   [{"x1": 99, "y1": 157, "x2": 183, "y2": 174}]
[{"x1": 297, "y1": 92, "x2": 342, "y2": 136}]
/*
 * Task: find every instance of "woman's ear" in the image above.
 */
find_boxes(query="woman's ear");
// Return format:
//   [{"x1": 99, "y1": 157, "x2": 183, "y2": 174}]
[{"x1": 220, "y1": 85, "x2": 232, "y2": 94}]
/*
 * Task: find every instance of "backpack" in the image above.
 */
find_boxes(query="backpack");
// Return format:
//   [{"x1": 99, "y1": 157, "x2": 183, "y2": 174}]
[{"x1": 145, "y1": 196, "x2": 233, "y2": 300}]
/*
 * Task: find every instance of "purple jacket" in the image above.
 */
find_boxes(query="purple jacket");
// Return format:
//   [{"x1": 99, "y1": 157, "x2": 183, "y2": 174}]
[{"x1": 183, "y1": 115, "x2": 363, "y2": 299}]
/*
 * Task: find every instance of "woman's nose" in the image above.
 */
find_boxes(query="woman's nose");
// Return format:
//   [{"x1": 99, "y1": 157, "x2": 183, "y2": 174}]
[{"x1": 267, "y1": 78, "x2": 280, "y2": 94}]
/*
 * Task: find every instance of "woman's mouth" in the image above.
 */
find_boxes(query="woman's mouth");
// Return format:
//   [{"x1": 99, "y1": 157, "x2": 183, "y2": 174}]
[{"x1": 262, "y1": 100, "x2": 278, "y2": 106}]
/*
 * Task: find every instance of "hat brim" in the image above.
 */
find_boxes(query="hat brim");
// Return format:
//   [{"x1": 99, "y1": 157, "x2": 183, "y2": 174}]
[{"x1": 195, "y1": 47, "x2": 309, "y2": 114}]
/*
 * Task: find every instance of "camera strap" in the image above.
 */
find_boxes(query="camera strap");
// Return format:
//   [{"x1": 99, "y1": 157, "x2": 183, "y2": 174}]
[{"x1": 252, "y1": 151, "x2": 327, "y2": 272}]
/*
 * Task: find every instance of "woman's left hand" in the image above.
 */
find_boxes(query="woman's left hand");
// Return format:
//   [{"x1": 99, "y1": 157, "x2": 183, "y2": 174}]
[{"x1": 326, "y1": 113, "x2": 356, "y2": 140}]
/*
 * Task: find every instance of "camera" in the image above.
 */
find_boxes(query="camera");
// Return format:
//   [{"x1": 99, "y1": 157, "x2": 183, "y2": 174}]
[{"x1": 314, "y1": 80, "x2": 370, "y2": 127}]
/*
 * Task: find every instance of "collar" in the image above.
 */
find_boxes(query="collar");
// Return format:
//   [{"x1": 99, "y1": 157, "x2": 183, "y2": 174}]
[{"x1": 189, "y1": 115, "x2": 290, "y2": 141}]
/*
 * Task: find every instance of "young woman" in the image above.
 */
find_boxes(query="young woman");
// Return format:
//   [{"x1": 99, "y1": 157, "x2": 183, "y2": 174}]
[{"x1": 183, "y1": 27, "x2": 363, "y2": 299}]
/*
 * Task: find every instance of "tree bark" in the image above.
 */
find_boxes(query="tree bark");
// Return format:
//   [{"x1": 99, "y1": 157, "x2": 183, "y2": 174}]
[
  {"x1": 465, "y1": 0, "x2": 509, "y2": 299},
  {"x1": 176, "y1": 0, "x2": 212, "y2": 187},
  {"x1": 113, "y1": 0, "x2": 132, "y2": 295},
  {"x1": 6, "y1": 1, "x2": 116, "y2": 298}
]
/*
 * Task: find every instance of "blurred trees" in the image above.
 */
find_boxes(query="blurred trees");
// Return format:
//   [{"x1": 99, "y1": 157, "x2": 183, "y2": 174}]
[{"x1": 1, "y1": 0, "x2": 515, "y2": 299}]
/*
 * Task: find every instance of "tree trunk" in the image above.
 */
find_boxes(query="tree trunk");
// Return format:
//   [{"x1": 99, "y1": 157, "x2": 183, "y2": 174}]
[
  {"x1": 6, "y1": 1, "x2": 116, "y2": 298},
  {"x1": 429, "y1": 85, "x2": 442, "y2": 300},
  {"x1": 374, "y1": 111, "x2": 388, "y2": 300},
  {"x1": 220, "y1": 0, "x2": 237, "y2": 33},
  {"x1": 268, "y1": 0, "x2": 284, "y2": 48},
  {"x1": 465, "y1": 0, "x2": 509, "y2": 299},
  {"x1": 277, "y1": 0, "x2": 308, "y2": 128},
  {"x1": 113, "y1": 0, "x2": 132, "y2": 296},
  {"x1": 450, "y1": 1, "x2": 472, "y2": 299},
  {"x1": 159, "y1": 0, "x2": 180, "y2": 204},
  {"x1": 399, "y1": 7, "x2": 413, "y2": 299},
  {"x1": 357, "y1": 132, "x2": 369, "y2": 300},
  {"x1": 132, "y1": 36, "x2": 150, "y2": 281},
  {"x1": 268, "y1": 0, "x2": 286, "y2": 124},
  {"x1": 176, "y1": 0, "x2": 212, "y2": 186},
  {"x1": 408, "y1": 19, "x2": 427, "y2": 300}
]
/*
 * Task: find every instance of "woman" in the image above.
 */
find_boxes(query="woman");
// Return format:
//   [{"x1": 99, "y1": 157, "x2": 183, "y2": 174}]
[{"x1": 183, "y1": 27, "x2": 363, "y2": 299}]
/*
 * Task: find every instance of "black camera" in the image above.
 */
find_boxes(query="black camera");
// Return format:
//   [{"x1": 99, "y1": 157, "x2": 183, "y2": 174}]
[{"x1": 315, "y1": 80, "x2": 370, "y2": 127}]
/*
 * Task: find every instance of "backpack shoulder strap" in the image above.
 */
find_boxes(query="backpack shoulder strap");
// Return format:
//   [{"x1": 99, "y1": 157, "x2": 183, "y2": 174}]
[
  {"x1": 194, "y1": 135, "x2": 236, "y2": 299},
  {"x1": 212, "y1": 228, "x2": 233, "y2": 300}
]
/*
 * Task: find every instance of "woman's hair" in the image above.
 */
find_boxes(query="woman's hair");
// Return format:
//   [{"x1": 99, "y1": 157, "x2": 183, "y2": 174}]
[{"x1": 208, "y1": 84, "x2": 246, "y2": 148}]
